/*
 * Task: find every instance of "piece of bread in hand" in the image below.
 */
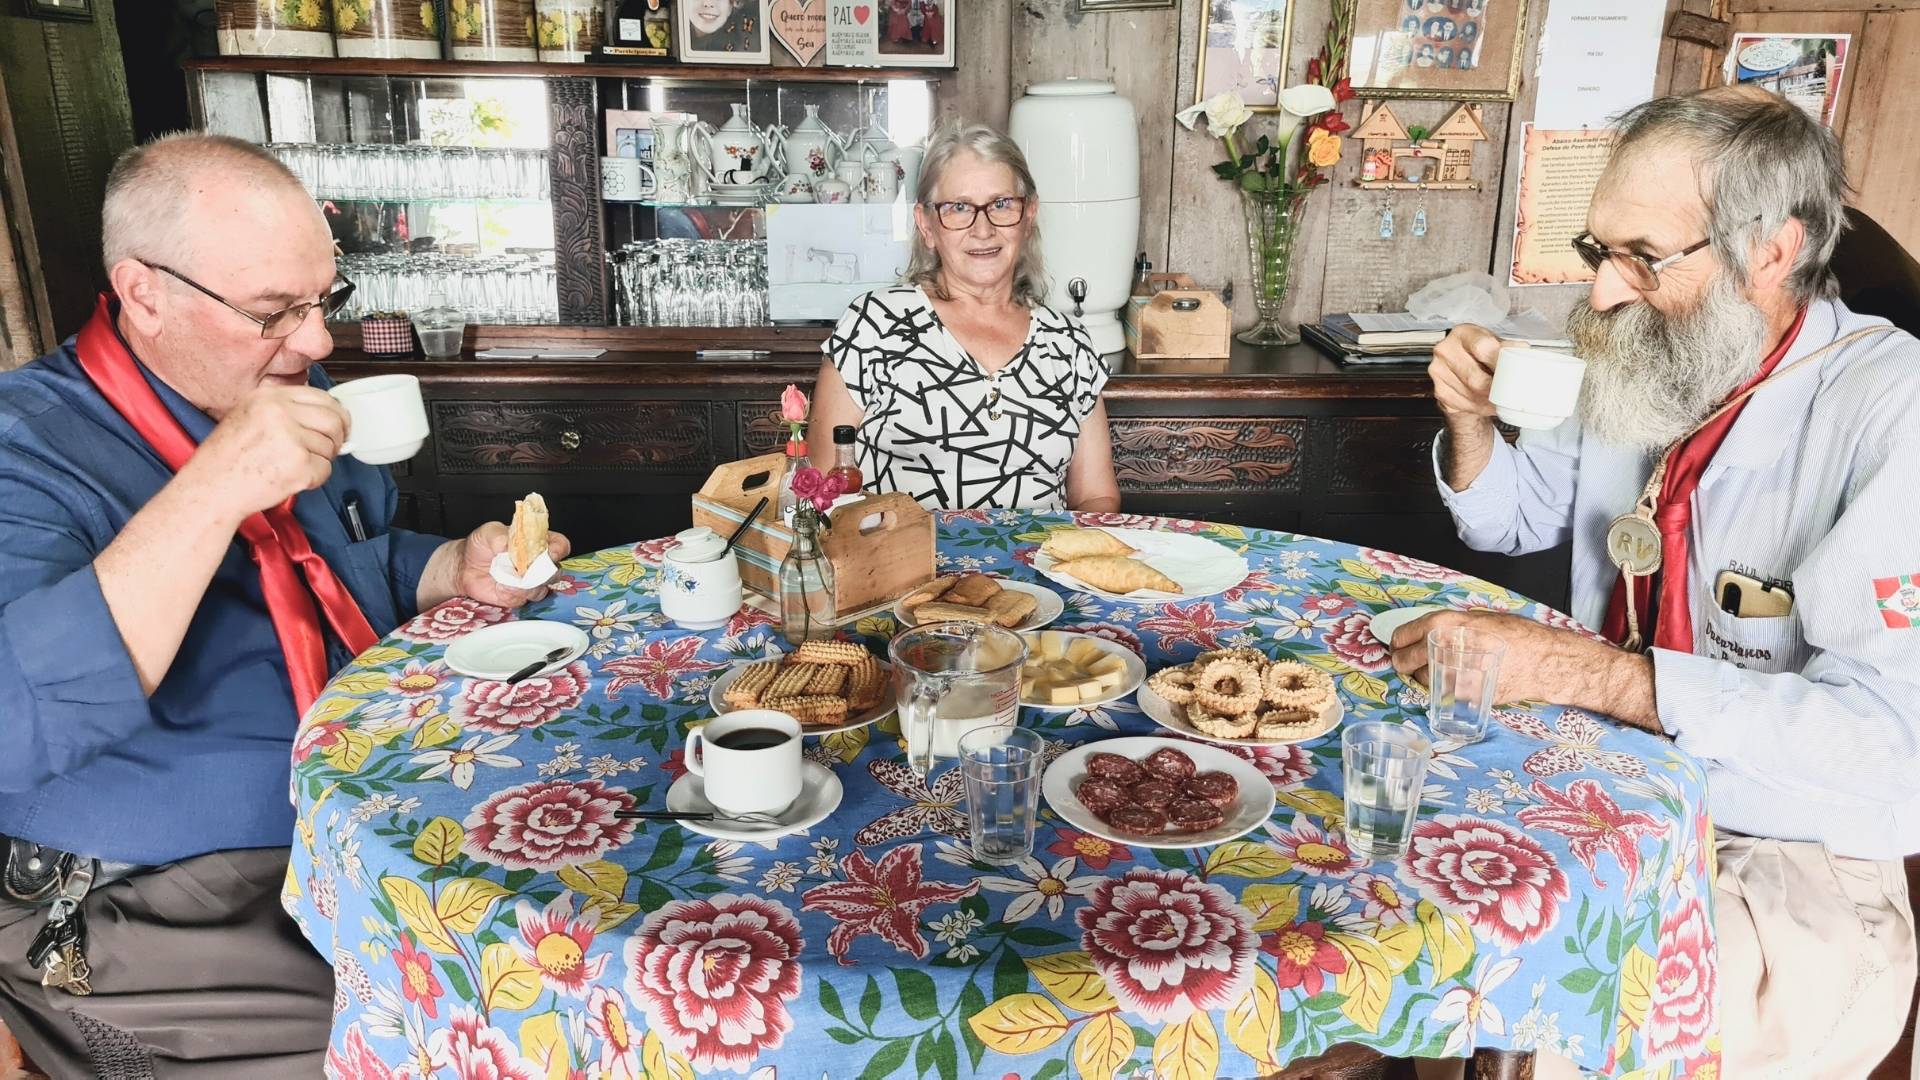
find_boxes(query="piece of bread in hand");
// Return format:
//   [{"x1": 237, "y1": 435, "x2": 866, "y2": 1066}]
[
  {"x1": 1054, "y1": 555, "x2": 1180, "y2": 595},
  {"x1": 1041, "y1": 528, "x2": 1137, "y2": 561},
  {"x1": 509, "y1": 493, "x2": 550, "y2": 575}
]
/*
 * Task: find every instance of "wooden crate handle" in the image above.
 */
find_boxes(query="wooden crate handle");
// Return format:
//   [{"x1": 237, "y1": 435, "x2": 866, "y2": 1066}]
[
  {"x1": 827, "y1": 492, "x2": 922, "y2": 536},
  {"x1": 699, "y1": 453, "x2": 788, "y2": 504}
]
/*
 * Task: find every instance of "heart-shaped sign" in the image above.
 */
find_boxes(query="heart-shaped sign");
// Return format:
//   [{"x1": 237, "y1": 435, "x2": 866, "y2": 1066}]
[
  {"x1": 771, "y1": 0, "x2": 827, "y2": 65},
  {"x1": 853, "y1": 4, "x2": 870, "y2": 24}
]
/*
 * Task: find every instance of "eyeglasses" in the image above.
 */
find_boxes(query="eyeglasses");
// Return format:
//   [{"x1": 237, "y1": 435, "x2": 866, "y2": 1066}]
[
  {"x1": 1570, "y1": 229, "x2": 1719, "y2": 292},
  {"x1": 929, "y1": 197, "x2": 1027, "y2": 230},
  {"x1": 142, "y1": 261, "x2": 356, "y2": 338}
]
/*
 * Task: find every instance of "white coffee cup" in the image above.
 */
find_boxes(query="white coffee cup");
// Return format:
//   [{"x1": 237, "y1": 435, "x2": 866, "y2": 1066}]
[
  {"x1": 685, "y1": 710, "x2": 803, "y2": 816},
  {"x1": 600, "y1": 156, "x2": 655, "y2": 201},
  {"x1": 329, "y1": 374, "x2": 429, "y2": 465},
  {"x1": 1489, "y1": 347, "x2": 1587, "y2": 430}
]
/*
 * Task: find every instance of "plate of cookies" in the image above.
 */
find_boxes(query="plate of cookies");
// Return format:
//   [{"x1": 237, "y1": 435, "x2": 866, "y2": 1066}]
[
  {"x1": 708, "y1": 639, "x2": 894, "y2": 735},
  {"x1": 1137, "y1": 648, "x2": 1344, "y2": 746},
  {"x1": 1019, "y1": 630, "x2": 1146, "y2": 710},
  {"x1": 893, "y1": 573, "x2": 1063, "y2": 632},
  {"x1": 1030, "y1": 527, "x2": 1250, "y2": 604},
  {"x1": 1042, "y1": 737, "x2": 1276, "y2": 849}
]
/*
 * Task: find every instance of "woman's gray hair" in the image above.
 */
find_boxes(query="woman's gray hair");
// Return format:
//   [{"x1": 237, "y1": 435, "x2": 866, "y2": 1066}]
[
  {"x1": 1611, "y1": 89, "x2": 1849, "y2": 303},
  {"x1": 906, "y1": 122, "x2": 1050, "y2": 307}
]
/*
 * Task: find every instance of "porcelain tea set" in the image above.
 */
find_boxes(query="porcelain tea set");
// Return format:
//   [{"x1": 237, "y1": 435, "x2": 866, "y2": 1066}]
[{"x1": 643, "y1": 104, "x2": 923, "y2": 208}]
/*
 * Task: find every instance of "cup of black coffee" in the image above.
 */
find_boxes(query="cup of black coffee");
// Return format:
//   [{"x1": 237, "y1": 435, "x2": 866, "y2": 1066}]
[{"x1": 685, "y1": 710, "x2": 803, "y2": 815}]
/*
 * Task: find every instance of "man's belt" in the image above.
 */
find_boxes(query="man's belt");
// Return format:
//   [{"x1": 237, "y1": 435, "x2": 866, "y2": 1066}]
[{"x1": 2, "y1": 835, "x2": 149, "y2": 905}]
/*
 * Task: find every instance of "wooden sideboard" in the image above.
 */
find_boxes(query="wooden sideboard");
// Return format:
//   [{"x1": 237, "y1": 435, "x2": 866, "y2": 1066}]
[{"x1": 325, "y1": 341, "x2": 1572, "y2": 612}]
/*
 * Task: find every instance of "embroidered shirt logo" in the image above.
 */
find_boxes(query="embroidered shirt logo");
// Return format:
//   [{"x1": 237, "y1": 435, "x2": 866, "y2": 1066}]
[{"x1": 1873, "y1": 574, "x2": 1920, "y2": 629}]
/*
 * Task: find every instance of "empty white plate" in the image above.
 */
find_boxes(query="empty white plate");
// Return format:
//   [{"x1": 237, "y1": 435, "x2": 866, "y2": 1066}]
[{"x1": 443, "y1": 621, "x2": 590, "y2": 680}]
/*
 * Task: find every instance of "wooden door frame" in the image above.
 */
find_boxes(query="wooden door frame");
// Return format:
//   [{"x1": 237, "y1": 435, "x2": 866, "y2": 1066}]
[{"x1": 0, "y1": 70, "x2": 55, "y2": 368}]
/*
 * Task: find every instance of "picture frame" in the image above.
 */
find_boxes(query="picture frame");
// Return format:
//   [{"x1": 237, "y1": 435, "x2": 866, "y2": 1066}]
[
  {"x1": 677, "y1": 0, "x2": 772, "y2": 63},
  {"x1": 604, "y1": 109, "x2": 695, "y2": 160},
  {"x1": 1194, "y1": 0, "x2": 1295, "y2": 111},
  {"x1": 823, "y1": 0, "x2": 954, "y2": 69},
  {"x1": 1078, "y1": 0, "x2": 1174, "y2": 13},
  {"x1": 1345, "y1": 0, "x2": 1529, "y2": 101},
  {"x1": 21, "y1": 0, "x2": 93, "y2": 18}
]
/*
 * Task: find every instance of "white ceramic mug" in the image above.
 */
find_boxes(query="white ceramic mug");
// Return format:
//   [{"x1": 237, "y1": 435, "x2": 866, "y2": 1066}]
[
  {"x1": 1489, "y1": 347, "x2": 1588, "y2": 430},
  {"x1": 863, "y1": 160, "x2": 899, "y2": 202},
  {"x1": 600, "y1": 156, "x2": 655, "y2": 201},
  {"x1": 685, "y1": 710, "x2": 803, "y2": 815},
  {"x1": 330, "y1": 374, "x2": 430, "y2": 465}
]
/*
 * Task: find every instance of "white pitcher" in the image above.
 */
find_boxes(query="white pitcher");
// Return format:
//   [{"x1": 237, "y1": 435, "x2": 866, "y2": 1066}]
[{"x1": 652, "y1": 116, "x2": 696, "y2": 203}]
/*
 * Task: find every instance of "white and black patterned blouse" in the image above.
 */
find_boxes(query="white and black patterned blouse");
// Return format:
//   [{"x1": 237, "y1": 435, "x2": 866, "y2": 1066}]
[{"x1": 823, "y1": 285, "x2": 1109, "y2": 511}]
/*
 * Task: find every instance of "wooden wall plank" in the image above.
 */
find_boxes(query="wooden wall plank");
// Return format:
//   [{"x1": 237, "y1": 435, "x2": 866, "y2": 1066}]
[
  {"x1": 943, "y1": 0, "x2": 1013, "y2": 127},
  {"x1": 1846, "y1": 11, "x2": 1920, "y2": 247},
  {"x1": 1728, "y1": 0, "x2": 1920, "y2": 11}
]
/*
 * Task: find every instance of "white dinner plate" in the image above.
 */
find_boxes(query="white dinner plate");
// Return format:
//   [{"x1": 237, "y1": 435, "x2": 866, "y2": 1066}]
[
  {"x1": 1031, "y1": 528, "x2": 1250, "y2": 604},
  {"x1": 1368, "y1": 605, "x2": 1448, "y2": 646},
  {"x1": 442, "y1": 621, "x2": 590, "y2": 681},
  {"x1": 1042, "y1": 736, "x2": 1277, "y2": 850},
  {"x1": 708, "y1": 657, "x2": 895, "y2": 736},
  {"x1": 664, "y1": 761, "x2": 843, "y2": 842},
  {"x1": 892, "y1": 577, "x2": 1065, "y2": 633},
  {"x1": 1019, "y1": 632, "x2": 1146, "y2": 711},
  {"x1": 1137, "y1": 674, "x2": 1343, "y2": 747}
]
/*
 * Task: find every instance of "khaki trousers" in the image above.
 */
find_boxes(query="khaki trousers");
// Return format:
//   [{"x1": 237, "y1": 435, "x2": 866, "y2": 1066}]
[
  {"x1": 1421, "y1": 834, "x2": 1916, "y2": 1079},
  {"x1": 0, "y1": 847, "x2": 334, "y2": 1079}
]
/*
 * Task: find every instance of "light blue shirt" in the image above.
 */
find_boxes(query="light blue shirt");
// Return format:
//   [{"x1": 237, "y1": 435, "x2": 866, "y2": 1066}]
[{"x1": 1435, "y1": 299, "x2": 1920, "y2": 860}]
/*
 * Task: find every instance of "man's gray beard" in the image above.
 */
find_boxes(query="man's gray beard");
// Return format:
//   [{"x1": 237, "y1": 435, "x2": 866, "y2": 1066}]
[{"x1": 1568, "y1": 273, "x2": 1772, "y2": 452}]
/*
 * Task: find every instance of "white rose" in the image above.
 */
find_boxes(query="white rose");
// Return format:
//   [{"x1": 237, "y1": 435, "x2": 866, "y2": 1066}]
[{"x1": 1175, "y1": 91, "x2": 1253, "y2": 138}]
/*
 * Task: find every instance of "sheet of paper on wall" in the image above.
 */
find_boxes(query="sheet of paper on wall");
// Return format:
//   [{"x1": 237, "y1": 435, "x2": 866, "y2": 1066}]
[
  {"x1": 766, "y1": 203, "x2": 914, "y2": 321},
  {"x1": 1726, "y1": 34, "x2": 1851, "y2": 127},
  {"x1": 1510, "y1": 125, "x2": 1621, "y2": 288},
  {"x1": 1532, "y1": 0, "x2": 1668, "y2": 130}
]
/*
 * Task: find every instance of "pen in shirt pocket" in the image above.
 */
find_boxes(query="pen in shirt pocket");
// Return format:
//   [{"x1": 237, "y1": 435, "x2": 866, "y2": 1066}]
[{"x1": 343, "y1": 494, "x2": 369, "y2": 543}]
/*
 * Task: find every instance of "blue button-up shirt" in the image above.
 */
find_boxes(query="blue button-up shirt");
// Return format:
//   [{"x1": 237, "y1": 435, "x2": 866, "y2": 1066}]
[
  {"x1": 0, "y1": 335, "x2": 445, "y2": 864},
  {"x1": 1435, "y1": 299, "x2": 1920, "y2": 860}
]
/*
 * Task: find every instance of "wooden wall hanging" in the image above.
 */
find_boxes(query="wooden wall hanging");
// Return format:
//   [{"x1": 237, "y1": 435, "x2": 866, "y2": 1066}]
[{"x1": 1351, "y1": 100, "x2": 1486, "y2": 191}]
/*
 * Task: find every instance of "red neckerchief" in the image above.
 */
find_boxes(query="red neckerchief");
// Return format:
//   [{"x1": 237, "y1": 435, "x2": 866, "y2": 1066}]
[
  {"x1": 1602, "y1": 307, "x2": 1808, "y2": 652},
  {"x1": 73, "y1": 294, "x2": 377, "y2": 712}
]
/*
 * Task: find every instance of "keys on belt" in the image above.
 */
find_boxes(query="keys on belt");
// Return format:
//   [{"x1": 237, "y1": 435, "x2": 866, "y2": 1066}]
[{"x1": 25, "y1": 860, "x2": 93, "y2": 996}]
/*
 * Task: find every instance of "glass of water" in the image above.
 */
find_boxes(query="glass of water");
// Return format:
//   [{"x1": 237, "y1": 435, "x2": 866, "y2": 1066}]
[
  {"x1": 1342, "y1": 721, "x2": 1432, "y2": 861},
  {"x1": 958, "y1": 726, "x2": 1045, "y2": 865},
  {"x1": 1426, "y1": 626, "x2": 1506, "y2": 743}
]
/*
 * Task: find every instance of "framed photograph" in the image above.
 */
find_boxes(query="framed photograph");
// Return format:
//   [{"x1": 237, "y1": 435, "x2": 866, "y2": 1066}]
[
  {"x1": 604, "y1": 109, "x2": 694, "y2": 160},
  {"x1": 1726, "y1": 34, "x2": 1851, "y2": 128},
  {"x1": 1346, "y1": 0, "x2": 1529, "y2": 101},
  {"x1": 677, "y1": 0, "x2": 772, "y2": 63},
  {"x1": 21, "y1": 0, "x2": 93, "y2": 18},
  {"x1": 1194, "y1": 0, "x2": 1295, "y2": 111},
  {"x1": 824, "y1": 0, "x2": 953, "y2": 68}
]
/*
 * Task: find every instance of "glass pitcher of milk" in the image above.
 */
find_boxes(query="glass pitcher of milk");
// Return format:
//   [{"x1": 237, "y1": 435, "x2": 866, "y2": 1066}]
[{"x1": 889, "y1": 621, "x2": 1028, "y2": 780}]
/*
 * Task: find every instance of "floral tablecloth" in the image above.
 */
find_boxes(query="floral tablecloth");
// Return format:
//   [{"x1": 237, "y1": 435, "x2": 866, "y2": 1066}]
[{"x1": 288, "y1": 511, "x2": 1717, "y2": 1080}]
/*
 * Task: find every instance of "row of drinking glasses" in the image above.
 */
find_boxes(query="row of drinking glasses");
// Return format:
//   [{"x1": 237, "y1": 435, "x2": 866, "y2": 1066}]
[
  {"x1": 611, "y1": 240, "x2": 768, "y2": 328},
  {"x1": 333, "y1": 253, "x2": 560, "y2": 324},
  {"x1": 265, "y1": 143, "x2": 550, "y2": 202}
]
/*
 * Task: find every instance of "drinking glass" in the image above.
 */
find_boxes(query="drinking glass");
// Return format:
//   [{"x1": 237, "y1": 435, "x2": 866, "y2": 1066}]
[
  {"x1": 958, "y1": 726, "x2": 1045, "y2": 865},
  {"x1": 1342, "y1": 721, "x2": 1432, "y2": 861},
  {"x1": 1426, "y1": 626, "x2": 1506, "y2": 743}
]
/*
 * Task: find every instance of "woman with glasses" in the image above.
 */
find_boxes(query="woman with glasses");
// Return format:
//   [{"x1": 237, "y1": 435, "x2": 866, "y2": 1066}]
[{"x1": 808, "y1": 123, "x2": 1121, "y2": 512}]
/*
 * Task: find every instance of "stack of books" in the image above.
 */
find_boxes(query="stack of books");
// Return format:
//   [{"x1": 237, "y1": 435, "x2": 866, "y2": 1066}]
[{"x1": 1304, "y1": 311, "x2": 1572, "y2": 366}]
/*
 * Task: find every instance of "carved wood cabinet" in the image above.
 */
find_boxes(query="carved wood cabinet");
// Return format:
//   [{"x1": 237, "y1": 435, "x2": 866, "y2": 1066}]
[{"x1": 329, "y1": 345, "x2": 1572, "y2": 611}]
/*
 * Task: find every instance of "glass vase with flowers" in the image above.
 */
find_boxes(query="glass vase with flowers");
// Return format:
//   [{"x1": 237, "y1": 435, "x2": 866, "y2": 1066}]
[
  {"x1": 777, "y1": 383, "x2": 810, "y2": 525},
  {"x1": 1175, "y1": 6, "x2": 1354, "y2": 345},
  {"x1": 778, "y1": 466, "x2": 847, "y2": 644}
]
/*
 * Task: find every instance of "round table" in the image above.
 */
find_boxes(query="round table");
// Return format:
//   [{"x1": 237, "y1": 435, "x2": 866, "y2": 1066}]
[{"x1": 287, "y1": 510, "x2": 1716, "y2": 1080}]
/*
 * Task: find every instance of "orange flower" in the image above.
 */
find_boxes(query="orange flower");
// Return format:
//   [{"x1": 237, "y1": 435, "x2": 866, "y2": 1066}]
[{"x1": 1307, "y1": 129, "x2": 1343, "y2": 169}]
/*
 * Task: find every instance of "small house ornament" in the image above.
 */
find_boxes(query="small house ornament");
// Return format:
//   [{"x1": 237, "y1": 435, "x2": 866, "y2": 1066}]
[{"x1": 1352, "y1": 100, "x2": 1484, "y2": 191}]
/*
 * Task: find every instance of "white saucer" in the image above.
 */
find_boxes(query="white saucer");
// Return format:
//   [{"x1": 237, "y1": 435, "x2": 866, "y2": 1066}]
[
  {"x1": 1368, "y1": 605, "x2": 1447, "y2": 646},
  {"x1": 443, "y1": 621, "x2": 590, "y2": 680},
  {"x1": 664, "y1": 761, "x2": 842, "y2": 841}
]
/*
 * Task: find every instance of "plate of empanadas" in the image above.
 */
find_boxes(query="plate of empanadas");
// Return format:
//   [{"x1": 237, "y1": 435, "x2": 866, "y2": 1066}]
[
  {"x1": 893, "y1": 573, "x2": 1063, "y2": 632},
  {"x1": 1031, "y1": 527, "x2": 1251, "y2": 604}
]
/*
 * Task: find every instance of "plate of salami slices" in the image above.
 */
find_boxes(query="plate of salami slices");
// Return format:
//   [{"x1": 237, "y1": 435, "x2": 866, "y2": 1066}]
[{"x1": 1041, "y1": 737, "x2": 1277, "y2": 850}]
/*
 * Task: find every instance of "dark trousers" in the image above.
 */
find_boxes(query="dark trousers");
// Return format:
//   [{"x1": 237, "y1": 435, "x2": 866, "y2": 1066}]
[{"x1": 0, "y1": 847, "x2": 332, "y2": 1078}]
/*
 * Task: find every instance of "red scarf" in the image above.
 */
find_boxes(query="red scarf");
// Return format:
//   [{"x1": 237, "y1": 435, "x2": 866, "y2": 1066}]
[
  {"x1": 1602, "y1": 307, "x2": 1807, "y2": 652},
  {"x1": 74, "y1": 295, "x2": 377, "y2": 711}
]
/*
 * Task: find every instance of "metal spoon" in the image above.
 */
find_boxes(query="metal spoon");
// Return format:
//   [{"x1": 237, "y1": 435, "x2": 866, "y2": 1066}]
[{"x1": 504, "y1": 646, "x2": 572, "y2": 684}]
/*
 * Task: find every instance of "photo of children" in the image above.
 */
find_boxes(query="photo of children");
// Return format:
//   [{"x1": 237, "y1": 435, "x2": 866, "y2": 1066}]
[
  {"x1": 877, "y1": 0, "x2": 944, "y2": 57},
  {"x1": 679, "y1": 0, "x2": 770, "y2": 61}
]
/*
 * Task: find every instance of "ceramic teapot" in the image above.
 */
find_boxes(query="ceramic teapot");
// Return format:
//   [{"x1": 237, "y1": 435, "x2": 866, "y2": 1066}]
[
  {"x1": 693, "y1": 104, "x2": 776, "y2": 185},
  {"x1": 833, "y1": 124, "x2": 896, "y2": 172},
  {"x1": 768, "y1": 104, "x2": 841, "y2": 182}
]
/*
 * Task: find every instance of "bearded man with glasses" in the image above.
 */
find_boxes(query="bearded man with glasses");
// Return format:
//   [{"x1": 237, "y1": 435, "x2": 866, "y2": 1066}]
[
  {"x1": 0, "y1": 133, "x2": 567, "y2": 1076},
  {"x1": 1406, "y1": 86, "x2": 1919, "y2": 1077}
]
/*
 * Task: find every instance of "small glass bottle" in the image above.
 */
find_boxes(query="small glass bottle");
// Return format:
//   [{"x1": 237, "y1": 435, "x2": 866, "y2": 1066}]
[
  {"x1": 778, "y1": 437, "x2": 806, "y2": 525},
  {"x1": 827, "y1": 424, "x2": 862, "y2": 494},
  {"x1": 778, "y1": 511, "x2": 836, "y2": 644}
]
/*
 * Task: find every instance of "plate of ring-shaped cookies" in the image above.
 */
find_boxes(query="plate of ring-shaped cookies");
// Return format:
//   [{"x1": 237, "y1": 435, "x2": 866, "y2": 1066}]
[{"x1": 1137, "y1": 647, "x2": 1345, "y2": 746}]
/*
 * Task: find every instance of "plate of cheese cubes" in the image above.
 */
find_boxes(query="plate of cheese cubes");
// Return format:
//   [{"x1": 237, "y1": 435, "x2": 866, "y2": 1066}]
[{"x1": 1019, "y1": 630, "x2": 1147, "y2": 711}]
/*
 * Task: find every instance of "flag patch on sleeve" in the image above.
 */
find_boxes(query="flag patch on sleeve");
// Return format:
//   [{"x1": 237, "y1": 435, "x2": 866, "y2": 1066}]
[{"x1": 1873, "y1": 575, "x2": 1920, "y2": 629}]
